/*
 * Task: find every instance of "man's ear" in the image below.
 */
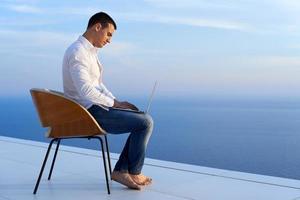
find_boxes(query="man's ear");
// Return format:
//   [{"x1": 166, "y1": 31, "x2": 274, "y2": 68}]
[{"x1": 95, "y1": 23, "x2": 102, "y2": 32}]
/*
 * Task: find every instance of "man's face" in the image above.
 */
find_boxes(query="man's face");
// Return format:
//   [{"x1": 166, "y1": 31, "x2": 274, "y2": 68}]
[{"x1": 94, "y1": 23, "x2": 115, "y2": 48}]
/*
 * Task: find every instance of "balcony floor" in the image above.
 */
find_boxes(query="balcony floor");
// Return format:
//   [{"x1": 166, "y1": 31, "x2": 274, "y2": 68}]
[{"x1": 1, "y1": 136, "x2": 300, "y2": 200}]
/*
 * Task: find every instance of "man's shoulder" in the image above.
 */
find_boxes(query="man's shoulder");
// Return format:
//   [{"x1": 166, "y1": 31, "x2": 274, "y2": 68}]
[{"x1": 65, "y1": 39, "x2": 88, "y2": 57}]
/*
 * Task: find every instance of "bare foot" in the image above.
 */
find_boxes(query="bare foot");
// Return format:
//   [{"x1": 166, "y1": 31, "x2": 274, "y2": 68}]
[
  {"x1": 111, "y1": 171, "x2": 141, "y2": 190},
  {"x1": 130, "y1": 174, "x2": 152, "y2": 186}
]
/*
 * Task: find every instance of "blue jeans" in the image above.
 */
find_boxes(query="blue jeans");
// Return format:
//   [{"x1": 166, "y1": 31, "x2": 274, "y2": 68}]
[{"x1": 88, "y1": 105, "x2": 154, "y2": 175}]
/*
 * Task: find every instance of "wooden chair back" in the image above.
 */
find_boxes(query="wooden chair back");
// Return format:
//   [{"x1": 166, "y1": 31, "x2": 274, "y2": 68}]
[{"x1": 30, "y1": 88, "x2": 105, "y2": 138}]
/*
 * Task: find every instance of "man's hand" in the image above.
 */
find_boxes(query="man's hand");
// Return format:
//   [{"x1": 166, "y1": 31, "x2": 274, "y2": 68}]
[{"x1": 113, "y1": 99, "x2": 139, "y2": 111}]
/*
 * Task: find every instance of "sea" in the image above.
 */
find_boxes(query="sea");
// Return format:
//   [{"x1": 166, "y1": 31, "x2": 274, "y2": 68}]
[{"x1": 1, "y1": 96, "x2": 300, "y2": 180}]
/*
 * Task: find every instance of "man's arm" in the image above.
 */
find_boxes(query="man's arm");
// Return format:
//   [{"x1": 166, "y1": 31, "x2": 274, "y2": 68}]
[
  {"x1": 100, "y1": 83, "x2": 115, "y2": 99},
  {"x1": 68, "y1": 53, "x2": 114, "y2": 107}
]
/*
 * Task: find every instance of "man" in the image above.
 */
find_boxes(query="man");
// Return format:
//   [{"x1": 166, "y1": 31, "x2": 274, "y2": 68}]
[{"x1": 62, "y1": 12, "x2": 153, "y2": 190}]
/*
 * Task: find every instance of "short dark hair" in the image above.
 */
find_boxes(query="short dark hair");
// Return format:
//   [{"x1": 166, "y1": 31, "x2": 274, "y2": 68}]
[{"x1": 87, "y1": 12, "x2": 117, "y2": 30}]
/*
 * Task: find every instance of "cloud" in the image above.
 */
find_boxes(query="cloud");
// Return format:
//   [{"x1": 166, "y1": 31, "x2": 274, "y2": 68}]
[
  {"x1": 0, "y1": 29, "x2": 138, "y2": 63},
  {"x1": 0, "y1": 29, "x2": 78, "y2": 61},
  {"x1": 101, "y1": 42, "x2": 137, "y2": 56},
  {"x1": 288, "y1": 44, "x2": 300, "y2": 49},
  {"x1": 0, "y1": 2, "x2": 269, "y2": 33},
  {"x1": 274, "y1": 0, "x2": 300, "y2": 11},
  {"x1": 119, "y1": 12, "x2": 252, "y2": 31},
  {"x1": 144, "y1": 0, "x2": 236, "y2": 9},
  {"x1": 1, "y1": 1, "x2": 253, "y2": 32},
  {"x1": 143, "y1": 0, "x2": 300, "y2": 35},
  {"x1": 0, "y1": 17, "x2": 61, "y2": 27},
  {"x1": 0, "y1": 29, "x2": 76, "y2": 47},
  {"x1": 156, "y1": 16, "x2": 250, "y2": 31},
  {"x1": 6, "y1": 4, "x2": 43, "y2": 14},
  {"x1": 2, "y1": 0, "x2": 40, "y2": 3},
  {"x1": 253, "y1": 56, "x2": 300, "y2": 68},
  {"x1": 202, "y1": 55, "x2": 300, "y2": 71},
  {"x1": 53, "y1": 6, "x2": 100, "y2": 16}
]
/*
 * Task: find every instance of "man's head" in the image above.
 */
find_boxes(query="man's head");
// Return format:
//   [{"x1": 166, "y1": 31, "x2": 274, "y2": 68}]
[{"x1": 85, "y1": 12, "x2": 117, "y2": 48}]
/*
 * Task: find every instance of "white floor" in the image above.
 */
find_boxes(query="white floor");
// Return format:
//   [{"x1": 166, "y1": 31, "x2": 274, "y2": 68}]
[{"x1": 1, "y1": 136, "x2": 300, "y2": 200}]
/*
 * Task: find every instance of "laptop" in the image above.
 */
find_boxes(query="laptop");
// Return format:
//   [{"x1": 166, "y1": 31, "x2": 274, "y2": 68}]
[{"x1": 111, "y1": 81, "x2": 158, "y2": 114}]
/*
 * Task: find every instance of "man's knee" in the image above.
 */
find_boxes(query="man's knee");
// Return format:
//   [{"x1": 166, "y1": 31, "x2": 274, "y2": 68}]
[
  {"x1": 144, "y1": 113, "x2": 154, "y2": 129},
  {"x1": 138, "y1": 113, "x2": 153, "y2": 131}
]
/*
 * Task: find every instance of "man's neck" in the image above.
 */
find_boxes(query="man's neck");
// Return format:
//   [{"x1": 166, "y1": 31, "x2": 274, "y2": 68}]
[{"x1": 82, "y1": 32, "x2": 95, "y2": 47}]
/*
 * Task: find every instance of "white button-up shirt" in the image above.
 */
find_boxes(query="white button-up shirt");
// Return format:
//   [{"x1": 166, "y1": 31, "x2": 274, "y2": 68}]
[{"x1": 62, "y1": 36, "x2": 115, "y2": 109}]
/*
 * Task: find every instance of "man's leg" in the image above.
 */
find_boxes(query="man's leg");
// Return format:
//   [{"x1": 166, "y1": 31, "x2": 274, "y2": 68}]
[
  {"x1": 113, "y1": 113, "x2": 153, "y2": 174},
  {"x1": 88, "y1": 105, "x2": 154, "y2": 187}
]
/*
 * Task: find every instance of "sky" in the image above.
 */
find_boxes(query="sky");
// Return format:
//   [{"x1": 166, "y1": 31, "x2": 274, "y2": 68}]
[{"x1": 0, "y1": 0, "x2": 300, "y2": 99}]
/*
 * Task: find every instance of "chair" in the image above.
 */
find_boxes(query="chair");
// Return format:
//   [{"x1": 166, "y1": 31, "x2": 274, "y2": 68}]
[{"x1": 30, "y1": 88, "x2": 112, "y2": 194}]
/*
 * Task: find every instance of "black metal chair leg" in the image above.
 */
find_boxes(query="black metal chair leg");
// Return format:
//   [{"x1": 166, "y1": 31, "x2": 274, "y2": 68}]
[
  {"x1": 95, "y1": 136, "x2": 110, "y2": 194},
  {"x1": 33, "y1": 138, "x2": 57, "y2": 194},
  {"x1": 104, "y1": 135, "x2": 112, "y2": 176},
  {"x1": 48, "y1": 139, "x2": 61, "y2": 180}
]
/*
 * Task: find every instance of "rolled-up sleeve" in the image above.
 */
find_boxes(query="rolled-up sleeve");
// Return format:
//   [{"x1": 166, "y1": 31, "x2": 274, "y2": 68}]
[{"x1": 68, "y1": 52, "x2": 114, "y2": 107}]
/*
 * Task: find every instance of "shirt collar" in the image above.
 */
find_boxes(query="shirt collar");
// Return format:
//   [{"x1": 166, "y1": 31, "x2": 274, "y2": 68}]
[{"x1": 78, "y1": 35, "x2": 99, "y2": 54}]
